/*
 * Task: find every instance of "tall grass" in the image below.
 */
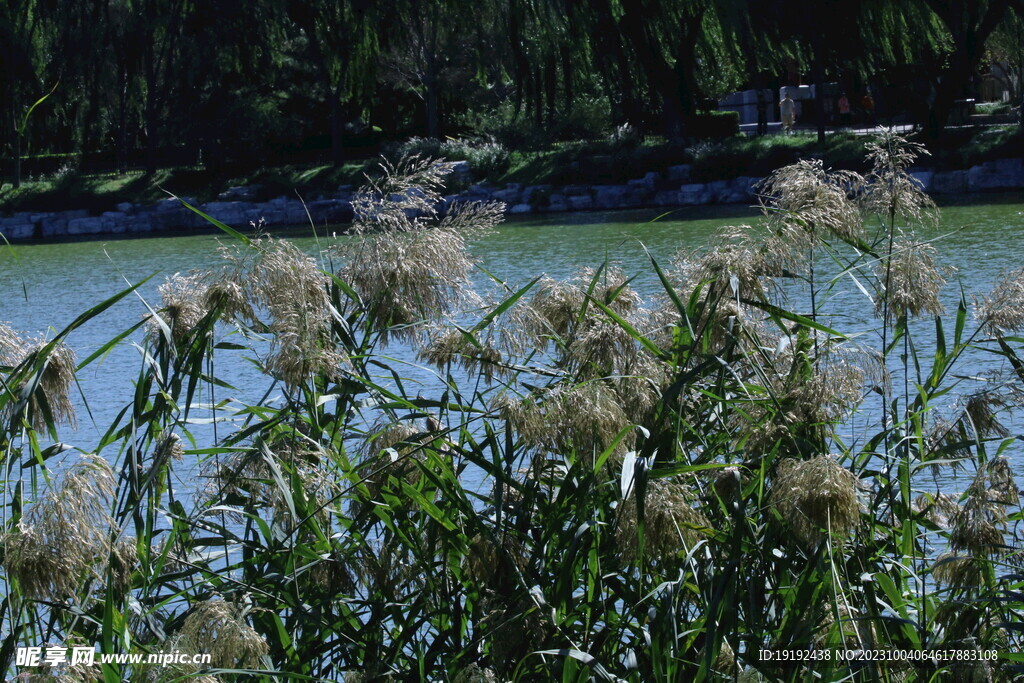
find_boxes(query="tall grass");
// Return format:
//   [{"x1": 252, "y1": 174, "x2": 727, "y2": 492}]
[{"x1": 2, "y1": 138, "x2": 1024, "y2": 682}]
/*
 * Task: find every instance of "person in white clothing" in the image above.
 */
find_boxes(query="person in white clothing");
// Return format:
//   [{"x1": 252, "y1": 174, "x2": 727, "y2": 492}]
[{"x1": 780, "y1": 91, "x2": 796, "y2": 133}]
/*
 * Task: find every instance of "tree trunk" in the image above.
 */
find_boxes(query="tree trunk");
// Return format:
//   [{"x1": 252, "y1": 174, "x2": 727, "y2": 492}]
[
  {"x1": 144, "y1": 58, "x2": 159, "y2": 176},
  {"x1": 425, "y1": 61, "x2": 440, "y2": 138},
  {"x1": 117, "y1": 69, "x2": 130, "y2": 174},
  {"x1": 669, "y1": 11, "x2": 703, "y2": 140},
  {"x1": 6, "y1": 68, "x2": 20, "y2": 188},
  {"x1": 330, "y1": 85, "x2": 344, "y2": 166},
  {"x1": 509, "y1": 0, "x2": 527, "y2": 122},
  {"x1": 560, "y1": 44, "x2": 574, "y2": 114},
  {"x1": 544, "y1": 53, "x2": 557, "y2": 127},
  {"x1": 532, "y1": 67, "x2": 543, "y2": 128},
  {"x1": 925, "y1": 0, "x2": 1010, "y2": 139},
  {"x1": 811, "y1": 37, "x2": 827, "y2": 144},
  {"x1": 12, "y1": 131, "x2": 20, "y2": 189}
]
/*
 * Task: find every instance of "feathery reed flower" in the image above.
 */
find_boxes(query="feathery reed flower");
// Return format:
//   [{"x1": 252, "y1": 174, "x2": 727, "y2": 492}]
[
  {"x1": 526, "y1": 266, "x2": 641, "y2": 343},
  {"x1": 206, "y1": 441, "x2": 336, "y2": 532},
  {"x1": 155, "y1": 432, "x2": 185, "y2": 462},
  {"x1": 913, "y1": 492, "x2": 960, "y2": 528},
  {"x1": 948, "y1": 499, "x2": 1006, "y2": 557},
  {"x1": 306, "y1": 548, "x2": 356, "y2": 594},
  {"x1": 932, "y1": 553, "x2": 987, "y2": 587},
  {"x1": 784, "y1": 358, "x2": 867, "y2": 425},
  {"x1": 963, "y1": 392, "x2": 1011, "y2": 440},
  {"x1": 861, "y1": 129, "x2": 937, "y2": 228},
  {"x1": 610, "y1": 353, "x2": 669, "y2": 419},
  {"x1": 874, "y1": 234, "x2": 946, "y2": 321},
  {"x1": 340, "y1": 213, "x2": 493, "y2": 337},
  {"x1": 0, "y1": 322, "x2": 24, "y2": 365},
  {"x1": 737, "y1": 339, "x2": 870, "y2": 454},
  {"x1": 757, "y1": 159, "x2": 865, "y2": 244},
  {"x1": 204, "y1": 275, "x2": 253, "y2": 322},
  {"x1": 339, "y1": 158, "x2": 503, "y2": 340},
  {"x1": 27, "y1": 339, "x2": 77, "y2": 430},
  {"x1": 0, "y1": 325, "x2": 79, "y2": 431},
  {"x1": 528, "y1": 276, "x2": 584, "y2": 339},
  {"x1": 944, "y1": 457, "x2": 1020, "y2": 561},
  {"x1": 983, "y1": 457, "x2": 1019, "y2": 506},
  {"x1": 676, "y1": 226, "x2": 772, "y2": 303},
  {"x1": 3, "y1": 455, "x2": 116, "y2": 600},
  {"x1": 491, "y1": 391, "x2": 547, "y2": 448},
  {"x1": 669, "y1": 227, "x2": 783, "y2": 350},
  {"x1": 465, "y1": 531, "x2": 527, "y2": 588},
  {"x1": 494, "y1": 380, "x2": 633, "y2": 458},
  {"x1": 150, "y1": 272, "x2": 210, "y2": 345},
  {"x1": 351, "y1": 419, "x2": 449, "y2": 517},
  {"x1": 697, "y1": 639, "x2": 739, "y2": 678},
  {"x1": 712, "y1": 466, "x2": 745, "y2": 503},
  {"x1": 418, "y1": 327, "x2": 504, "y2": 381},
  {"x1": 567, "y1": 318, "x2": 636, "y2": 376},
  {"x1": 770, "y1": 456, "x2": 860, "y2": 547},
  {"x1": 110, "y1": 536, "x2": 139, "y2": 594},
  {"x1": 250, "y1": 239, "x2": 348, "y2": 387},
  {"x1": 350, "y1": 156, "x2": 455, "y2": 231},
  {"x1": 615, "y1": 477, "x2": 710, "y2": 562},
  {"x1": 177, "y1": 598, "x2": 269, "y2": 669},
  {"x1": 977, "y1": 266, "x2": 1024, "y2": 335},
  {"x1": 452, "y1": 663, "x2": 498, "y2": 683}
]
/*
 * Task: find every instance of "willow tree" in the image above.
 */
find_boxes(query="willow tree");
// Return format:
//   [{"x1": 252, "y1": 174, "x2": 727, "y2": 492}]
[
  {"x1": 923, "y1": 0, "x2": 1014, "y2": 138},
  {"x1": 0, "y1": 0, "x2": 49, "y2": 188},
  {"x1": 742, "y1": 0, "x2": 940, "y2": 144},
  {"x1": 522, "y1": 0, "x2": 748, "y2": 140},
  {"x1": 986, "y1": 5, "x2": 1024, "y2": 104},
  {"x1": 287, "y1": 0, "x2": 379, "y2": 165}
]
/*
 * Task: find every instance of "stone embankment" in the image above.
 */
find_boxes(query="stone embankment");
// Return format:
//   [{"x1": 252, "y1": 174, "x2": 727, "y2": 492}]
[{"x1": 2, "y1": 158, "x2": 1023, "y2": 240}]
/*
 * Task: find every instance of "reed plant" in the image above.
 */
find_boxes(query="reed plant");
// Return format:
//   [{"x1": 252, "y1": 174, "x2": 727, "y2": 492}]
[{"x1": 2, "y1": 138, "x2": 1024, "y2": 681}]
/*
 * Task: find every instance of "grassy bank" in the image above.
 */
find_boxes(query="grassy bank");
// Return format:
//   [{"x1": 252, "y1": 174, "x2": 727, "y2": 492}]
[
  {"x1": 1, "y1": 125, "x2": 1022, "y2": 216},
  {"x1": 0, "y1": 161, "x2": 375, "y2": 215},
  {"x1": 2, "y1": 138, "x2": 1024, "y2": 680}
]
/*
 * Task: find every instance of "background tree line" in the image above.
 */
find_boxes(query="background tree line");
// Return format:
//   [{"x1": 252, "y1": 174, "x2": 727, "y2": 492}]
[{"x1": 2, "y1": 0, "x2": 1023, "y2": 187}]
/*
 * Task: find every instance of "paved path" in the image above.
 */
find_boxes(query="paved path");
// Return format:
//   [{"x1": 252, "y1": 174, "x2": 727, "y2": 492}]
[{"x1": 738, "y1": 121, "x2": 918, "y2": 137}]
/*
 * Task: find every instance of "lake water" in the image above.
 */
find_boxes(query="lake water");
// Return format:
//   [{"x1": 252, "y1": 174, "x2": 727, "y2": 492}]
[{"x1": 2, "y1": 193, "x2": 1024, "y2": 496}]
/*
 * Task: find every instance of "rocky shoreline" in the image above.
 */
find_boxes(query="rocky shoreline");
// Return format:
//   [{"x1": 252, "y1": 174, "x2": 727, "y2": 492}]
[{"x1": 2, "y1": 158, "x2": 1022, "y2": 241}]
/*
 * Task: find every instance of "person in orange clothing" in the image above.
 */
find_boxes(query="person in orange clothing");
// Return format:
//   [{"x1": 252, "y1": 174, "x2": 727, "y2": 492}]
[
  {"x1": 838, "y1": 92, "x2": 851, "y2": 126},
  {"x1": 861, "y1": 91, "x2": 875, "y2": 125}
]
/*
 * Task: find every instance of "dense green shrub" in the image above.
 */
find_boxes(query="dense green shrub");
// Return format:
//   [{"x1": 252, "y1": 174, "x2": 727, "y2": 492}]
[
  {"x1": 385, "y1": 136, "x2": 511, "y2": 179},
  {"x1": 976, "y1": 101, "x2": 1013, "y2": 116},
  {"x1": 686, "y1": 110, "x2": 740, "y2": 139},
  {"x1": 456, "y1": 96, "x2": 613, "y2": 149}
]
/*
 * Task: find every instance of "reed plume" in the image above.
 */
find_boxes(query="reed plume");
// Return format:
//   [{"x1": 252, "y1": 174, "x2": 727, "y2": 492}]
[
  {"x1": 452, "y1": 663, "x2": 498, "y2": 683},
  {"x1": 339, "y1": 158, "x2": 503, "y2": 341},
  {"x1": 250, "y1": 239, "x2": 348, "y2": 387},
  {"x1": 874, "y1": 233, "x2": 946, "y2": 321},
  {"x1": 615, "y1": 477, "x2": 710, "y2": 562},
  {"x1": 861, "y1": 129, "x2": 937, "y2": 228},
  {"x1": 770, "y1": 456, "x2": 860, "y2": 548},
  {"x1": 3, "y1": 455, "x2": 117, "y2": 600},
  {"x1": 150, "y1": 271, "x2": 210, "y2": 345},
  {"x1": 977, "y1": 266, "x2": 1024, "y2": 335},
  {"x1": 176, "y1": 597, "x2": 269, "y2": 669},
  {"x1": 0, "y1": 323, "x2": 78, "y2": 431},
  {"x1": 757, "y1": 159, "x2": 865, "y2": 244}
]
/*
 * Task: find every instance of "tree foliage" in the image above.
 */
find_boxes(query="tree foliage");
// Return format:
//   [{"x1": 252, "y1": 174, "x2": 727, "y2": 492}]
[{"x1": 0, "y1": 0, "x2": 1016, "y2": 184}]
